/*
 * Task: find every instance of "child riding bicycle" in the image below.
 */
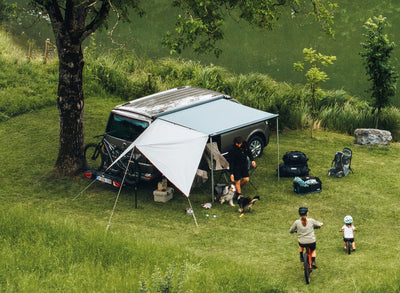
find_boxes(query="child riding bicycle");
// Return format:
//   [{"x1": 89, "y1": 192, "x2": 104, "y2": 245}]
[
  {"x1": 340, "y1": 215, "x2": 356, "y2": 250},
  {"x1": 289, "y1": 207, "x2": 323, "y2": 268}
]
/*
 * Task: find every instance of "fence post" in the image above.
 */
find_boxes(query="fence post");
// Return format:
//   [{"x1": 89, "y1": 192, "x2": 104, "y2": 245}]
[
  {"x1": 44, "y1": 38, "x2": 50, "y2": 64},
  {"x1": 28, "y1": 39, "x2": 35, "y2": 63}
]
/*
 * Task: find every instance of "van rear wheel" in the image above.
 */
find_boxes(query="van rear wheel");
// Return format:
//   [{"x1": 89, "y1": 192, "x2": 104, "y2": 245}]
[{"x1": 248, "y1": 135, "x2": 264, "y2": 158}]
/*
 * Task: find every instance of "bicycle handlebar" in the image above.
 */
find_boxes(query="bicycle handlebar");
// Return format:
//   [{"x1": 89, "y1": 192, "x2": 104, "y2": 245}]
[
  {"x1": 92, "y1": 134, "x2": 105, "y2": 139},
  {"x1": 92, "y1": 131, "x2": 116, "y2": 139}
]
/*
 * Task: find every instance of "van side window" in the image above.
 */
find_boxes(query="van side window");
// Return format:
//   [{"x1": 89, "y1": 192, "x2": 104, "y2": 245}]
[{"x1": 106, "y1": 113, "x2": 149, "y2": 141}]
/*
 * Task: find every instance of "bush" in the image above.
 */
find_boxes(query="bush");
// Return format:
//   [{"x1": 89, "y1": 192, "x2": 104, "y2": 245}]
[{"x1": 379, "y1": 107, "x2": 400, "y2": 141}]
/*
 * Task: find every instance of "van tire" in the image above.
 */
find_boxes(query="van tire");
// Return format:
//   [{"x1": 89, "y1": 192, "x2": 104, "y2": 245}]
[{"x1": 248, "y1": 135, "x2": 264, "y2": 158}]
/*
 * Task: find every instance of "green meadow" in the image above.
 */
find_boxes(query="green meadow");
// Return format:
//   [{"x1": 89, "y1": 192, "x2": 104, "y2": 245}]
[
  {"x1": 1, "y1": 97, "x2": 400, "y2": 292},
  {"x1": 1, "y1": 28, "x2": 400, "y2": 291}
]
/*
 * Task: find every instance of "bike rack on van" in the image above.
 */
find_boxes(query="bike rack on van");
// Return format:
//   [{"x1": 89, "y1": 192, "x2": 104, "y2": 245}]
[
  {"x1": 84, "y1": 169, "x2": 140, "y2": 209},
  {"x1": 84, "y1": 169, "x2": 124, "y2": 188}
]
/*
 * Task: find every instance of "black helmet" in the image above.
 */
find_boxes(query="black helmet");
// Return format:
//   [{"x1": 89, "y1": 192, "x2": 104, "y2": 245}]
[{"x1": 298, "y1": 207, "x2": 308, "y2": 216}]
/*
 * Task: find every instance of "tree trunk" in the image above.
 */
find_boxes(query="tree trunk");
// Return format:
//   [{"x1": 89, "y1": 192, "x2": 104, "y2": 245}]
[
  {"x1": 41, "y1": 0, "x2": 111, "y2": 177},
  {"x1": 54, "y1": 38, "x2": 86, "y2": 176}
]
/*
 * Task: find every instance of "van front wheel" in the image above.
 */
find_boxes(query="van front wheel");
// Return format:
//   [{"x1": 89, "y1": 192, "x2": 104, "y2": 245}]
[{"x1": 248, "y1": 135, "x2": 264, "y2": 158}]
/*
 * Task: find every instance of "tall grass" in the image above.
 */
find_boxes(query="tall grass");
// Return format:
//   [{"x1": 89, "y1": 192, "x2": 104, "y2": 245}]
[
  {"x1": 2, "y1": 29, "x2": 400, "y2": 139},
  {"x1": 84, "y1": 49, "x2": 156, "y2": 99},
  {"x1": 85, "y1": 53, "x2": 400, "y2": 138},
  {"x1": 0, "y1": 31, "x2": 57, "y2": 121}
]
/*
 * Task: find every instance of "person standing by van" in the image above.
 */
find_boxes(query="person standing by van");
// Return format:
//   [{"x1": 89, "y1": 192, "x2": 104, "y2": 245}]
[{"x1": 227, "y1": 136, "x2": 256, "y2": 198}]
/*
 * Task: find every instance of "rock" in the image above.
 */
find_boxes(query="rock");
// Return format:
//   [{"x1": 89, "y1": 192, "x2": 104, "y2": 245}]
[{"x1": 354, "y1": 128, "x2": 392, "y2": 146}]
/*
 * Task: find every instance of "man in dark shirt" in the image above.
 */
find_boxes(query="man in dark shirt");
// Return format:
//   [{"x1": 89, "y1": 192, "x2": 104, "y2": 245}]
[{"x1": 227, "y1": 136, "x2": 256, "y2": 197}]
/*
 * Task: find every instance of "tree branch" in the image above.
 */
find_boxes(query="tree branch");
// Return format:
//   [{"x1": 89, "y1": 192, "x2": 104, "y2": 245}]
[
  {"x1": 43, "y1": 0, "x2": 64, "y2": 24},
  {"x1": 81, "y1": 0, "x2": 110, "y2": 41}
]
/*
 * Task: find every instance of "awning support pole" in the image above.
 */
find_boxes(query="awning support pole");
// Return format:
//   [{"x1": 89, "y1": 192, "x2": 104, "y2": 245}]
[
  {"x1": 277, "y1": 117, "x2": 280, "y2": 181},
  {"x1": 210, "y1": 136, "x2": 215, "y2": 202}
]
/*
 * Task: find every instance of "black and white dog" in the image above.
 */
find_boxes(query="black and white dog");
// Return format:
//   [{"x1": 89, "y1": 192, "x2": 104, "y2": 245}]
[
  {"x1": 237, "y1": 195, "x2": 260, "y2": 213},
  {"x1": 214, "y1": 184, "x2": 236, "y2": 207}
]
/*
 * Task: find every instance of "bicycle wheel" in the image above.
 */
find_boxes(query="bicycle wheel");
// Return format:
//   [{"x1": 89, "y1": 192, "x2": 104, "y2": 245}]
[
  {"x1": 304, "y1": 252, "x2": 311, "y2": 284},
  {"x1": 84, "y1": 143, "x2": 104, "y2": 171},
  {"x1": 347, "y1": 241, "x2": 352, "y2": 255}
]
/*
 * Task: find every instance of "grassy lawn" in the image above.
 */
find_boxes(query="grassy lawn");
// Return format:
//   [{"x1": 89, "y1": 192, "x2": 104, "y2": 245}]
[{"x1": 0, "y1": 96, "x2": 400, "y2": 292}]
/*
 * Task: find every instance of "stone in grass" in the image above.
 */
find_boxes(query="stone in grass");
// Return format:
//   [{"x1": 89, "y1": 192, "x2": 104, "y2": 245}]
[{"x1": 354, "y1": 128, "x2": 392, "y2": 146}]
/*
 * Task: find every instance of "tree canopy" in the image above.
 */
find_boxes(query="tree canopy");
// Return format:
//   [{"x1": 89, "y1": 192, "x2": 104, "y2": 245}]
[
  {"x1": 294, "y1": 47, "x2": 336, "y2": 138},
  {"x1": 163, "y1": 0, "x2": 337, "y2": 57},
  {"x1": 0, "y1": 0, "x2": 17, "y2": 23},
  {"x1": 360, "y1": 15, "x2": 398, "y2": 129}
]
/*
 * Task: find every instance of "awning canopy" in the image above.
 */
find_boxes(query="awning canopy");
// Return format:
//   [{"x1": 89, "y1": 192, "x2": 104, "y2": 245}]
[
  {"x1": 106, "y1": 119, "x2": 209, "y2": 197},
  {"x1": 158, "y1": 98, "x2": 278, "y2": 135}
]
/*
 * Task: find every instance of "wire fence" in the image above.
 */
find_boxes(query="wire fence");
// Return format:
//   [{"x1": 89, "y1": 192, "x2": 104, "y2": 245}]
[{"x1": 27, "y1": 38, "x2": 57, "y2": 63}]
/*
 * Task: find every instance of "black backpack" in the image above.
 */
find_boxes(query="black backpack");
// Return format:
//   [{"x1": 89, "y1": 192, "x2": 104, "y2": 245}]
[
  {"x1": 279, "y1": 163, "x2": 309, "y2": 177},
  {"x1": 278, "y1": 151, "x2": 309, "y2": 177},
  {"x1": 328, "y1": 148, "x2": 353, "y2": 177},
  {"x1": 282, "y1": 151, "x2": 308, "y2": 166}
]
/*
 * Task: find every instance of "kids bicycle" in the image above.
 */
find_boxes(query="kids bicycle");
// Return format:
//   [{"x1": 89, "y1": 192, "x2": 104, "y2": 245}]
[
  {"x1": 346, "y1": 239, "x2": 352, "y2": 255},
  {"x1": 344, "y1": 238, "x2": 355, "y2": 255},
  {"x1": 303, "y1": 246, "x2": 313, "y2": 284}
]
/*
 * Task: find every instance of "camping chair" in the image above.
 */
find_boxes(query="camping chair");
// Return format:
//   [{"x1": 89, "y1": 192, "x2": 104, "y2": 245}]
[
  {"x1": 203, "y1": 142, "x2": 231, "y2": 201},
  {"x1": 204, "y1": 142, "x2": 231, "y2": 184},
  {"x1": 203, "y1": 143, "x2": 257, "y2": 200}
]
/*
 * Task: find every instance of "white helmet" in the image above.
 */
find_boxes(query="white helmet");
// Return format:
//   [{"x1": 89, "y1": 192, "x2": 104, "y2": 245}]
[{"x1": 344, "y1": 215, "x2": 353, "y2": 224}]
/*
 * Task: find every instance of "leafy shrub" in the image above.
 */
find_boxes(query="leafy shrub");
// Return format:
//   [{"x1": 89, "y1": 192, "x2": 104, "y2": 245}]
[
  {"x1": 379, "y1": 107, "x2": 400, "y2": 141},
  {"x1": 149, "y1": 58, "x2": 199, "y2": 84}
]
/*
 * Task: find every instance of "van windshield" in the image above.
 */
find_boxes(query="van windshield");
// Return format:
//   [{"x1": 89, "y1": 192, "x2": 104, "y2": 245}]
[{"x1": 106, "y1": 113, "x2": 149, "y2": 141}]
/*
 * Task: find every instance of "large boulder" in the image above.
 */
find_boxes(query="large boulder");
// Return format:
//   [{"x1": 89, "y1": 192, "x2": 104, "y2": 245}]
[{"x1": 354, "y1": 128, "x2": 392, "y2": 146}]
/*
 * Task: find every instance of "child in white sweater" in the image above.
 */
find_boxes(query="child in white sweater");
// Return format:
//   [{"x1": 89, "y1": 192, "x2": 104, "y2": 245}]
[{"x1": 340, "y1": 215, "x2": 356, "y2": 250}]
